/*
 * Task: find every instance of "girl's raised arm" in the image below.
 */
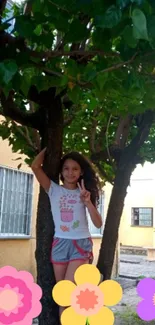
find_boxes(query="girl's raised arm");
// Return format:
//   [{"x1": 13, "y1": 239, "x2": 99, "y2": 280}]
[{"x1": 31, "y1": 148, "x2": 51, "y2": 191}]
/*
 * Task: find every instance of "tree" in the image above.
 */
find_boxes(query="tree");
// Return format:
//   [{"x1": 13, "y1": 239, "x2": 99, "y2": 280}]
[{"x1": 1, "y1": 0, "x2": 155, "y2": 324}]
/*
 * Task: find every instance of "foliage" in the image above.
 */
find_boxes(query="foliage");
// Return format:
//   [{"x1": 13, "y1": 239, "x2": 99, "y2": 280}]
[{"x1": 1, "y1": 0, "x2": 155, "y2": 177}]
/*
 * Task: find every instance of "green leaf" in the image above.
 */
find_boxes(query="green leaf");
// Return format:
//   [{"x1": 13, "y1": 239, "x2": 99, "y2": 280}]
[
  {"x1": 60, "y1": 75, "x2": 68, "y2": 86},
  {"x1": 16, "y1": 52, "x2": 30, "y2": 66},
  {"x1": 95, "y1": 6, "x2": 122, "y2": 29},
  {"x1": 122, "y1": 25, "x2": 138, "y2": 47},
  {"x1": 0, "y1": 60, "x2": 18, "y2": 84},
  {"x1": 87, "y1": 97, "x2": 99, "y2": 110},
  {"x1": 92, "y1": 28, "x2": 112, "y2": 51},
  {"x1": 12, "y1": 73, "x2": 22, "y2": 91},
  {"x1": 20, "y1": 77, "x2": 31, "y2": 97},
  {"x1": 0, "y1": 122, "x2": 11, "y2": 140},
  {"x1": 132, "y1": 8, "x2": 149, "y2": 40},
  {"x1": 17, "y1": 163, "x2": 22, "y2": 170},
  {"x1": 34, "y1": 24, "x2": 42, "y2": 36},
  {"x1": 95, "y1": 72, "x2": 109, "y2": 90},
  {"x1": 68, "y1": 86, "x2": 82, "y2": 104},
  {"x1": 116, "y1": 0, "x2": 130, "y2": 8},
  {"x1": 84, "y1": 63, "x2": 96, "y2": 81},
  {"x1": 0, "y1": 22, "x2": 11, "y2": 31},
  {"x1": 66, "y1": 59, "x2": 79, "y2": 78},
  {"x1": 14, "y1": 16, "x2": 35, "y2": 38},
  {"x1": 32, "y1": 0, "x2": 44, "y2": 13}
]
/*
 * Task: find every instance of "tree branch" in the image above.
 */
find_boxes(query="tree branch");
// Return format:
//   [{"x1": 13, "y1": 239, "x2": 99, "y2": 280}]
[
  {"x1": 106, "y1": 114, "x2": 113, "y2": 165},
  {"x1": 32, "y1": 49, "x2": 120, "y2": 60},
  {"x1": 63, "y1": 115, "x2": 74, "y2": 127},
  {"x1": 91, "y1": 150, "x2": 109, "y2": 163},
  {"x1": 0, "y1": 91, "x2": 42, "y2": 130},
  {"x1": 91, "y1": 145, "x2": 122, "y2": 165},
  {"x1": 23, "y1": 0, "x2": 32, "y2": 15},
  {"x1": 89, "y1": 119, "x2": 98, "y2": 153},
  {"x1": 96, "y1": 52, "x2": 138, "y2": 76},
  {"x1": 89, "y1": 110, "x2": 100, "y2": 153},
  {"x1": 0, "y1": 31, "x2": 119, "y2": 59},
  {"x1": 127, "y1": 110, "x2": 155, "y2": 156},
  {"x1": 115, "y1": 115, "x2": 132, "y2": 148},
  {"x1": 49, "y1": 0, "x2": 70, "y2": 13},
  {"x1": 91, "y1": 159, "x2": 114, "y2": 185},
  {"x1": 12, "y1": 121, "x2": 37, "y2": 151},
  {"x1": 32, "y1": 129, "x2": 41, "y2": 151}
]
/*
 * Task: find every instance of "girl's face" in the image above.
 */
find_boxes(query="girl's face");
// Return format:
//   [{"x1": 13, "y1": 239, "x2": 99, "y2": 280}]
[{"x1": 61, "y1": 159, "x2": 82, "y2": 185}]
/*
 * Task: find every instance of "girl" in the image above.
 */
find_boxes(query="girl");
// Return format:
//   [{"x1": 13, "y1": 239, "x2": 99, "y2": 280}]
[{"x1": 31, "y1": 149, "x2": 102, "y2": 320}]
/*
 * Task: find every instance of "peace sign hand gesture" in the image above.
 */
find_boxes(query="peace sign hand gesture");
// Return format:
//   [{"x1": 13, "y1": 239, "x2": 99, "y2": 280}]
[{"x1": 77, "y1": 179, "x2": 91, "y2": 205}]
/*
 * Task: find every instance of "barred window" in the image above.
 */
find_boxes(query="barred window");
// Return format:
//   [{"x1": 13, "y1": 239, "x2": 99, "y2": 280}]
[
  {"x1": 0, "y1": 166, "x2": 33, "y2": 238},
  {"x1": 131, "y1": 208, "x2": 153, "y2": 227},
  {"x1": 87, "y1": 191, "x2": 104, "y2": 236}
]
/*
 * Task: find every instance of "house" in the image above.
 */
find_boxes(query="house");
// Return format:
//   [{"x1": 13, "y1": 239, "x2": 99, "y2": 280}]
[
  {"x1": 0, "y1": 120, "x2": 118, "y2": 279},
  {"x1": 119, "y1": 162, "x2": 155, "y2": 248}
]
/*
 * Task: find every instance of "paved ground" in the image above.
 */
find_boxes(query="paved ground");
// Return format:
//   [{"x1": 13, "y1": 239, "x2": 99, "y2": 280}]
[
  {"x1": 33, "y1": 254, "x2": 155, "y2": 324},
  {"x1": 120, "y1": 253, "x2": 155, "y2": 278},
  {"x1": 113, "y1": 253, "x2": 155, "y2": 324}
]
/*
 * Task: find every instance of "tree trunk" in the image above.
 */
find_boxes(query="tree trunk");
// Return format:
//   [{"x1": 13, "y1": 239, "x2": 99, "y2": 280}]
[
  {"x1": 97, "y1": 110, "x2": 155, "y2": 279},
  {"x1": 35, "y1": 89, "x2": 63, "y2": 325},
  {"x1": 97, "y1": 158, "x2": 136, "y2": 279}
]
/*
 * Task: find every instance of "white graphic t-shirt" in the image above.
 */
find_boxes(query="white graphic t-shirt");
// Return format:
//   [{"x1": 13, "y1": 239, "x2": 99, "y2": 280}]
[{"x1": 46, "y1": 181, "x2": 91, "y2": 239}]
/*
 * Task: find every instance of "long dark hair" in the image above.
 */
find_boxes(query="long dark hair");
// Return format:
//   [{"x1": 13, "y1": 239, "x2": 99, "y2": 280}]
[{"x1": 59, "y1": 152, "x2": 101, "y2": 207}]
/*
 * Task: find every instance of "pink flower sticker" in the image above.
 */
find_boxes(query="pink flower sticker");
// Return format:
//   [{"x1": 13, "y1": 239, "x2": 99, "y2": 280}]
[{"x1": 0, "y1": 266, "x2": 42, "y2": 325}]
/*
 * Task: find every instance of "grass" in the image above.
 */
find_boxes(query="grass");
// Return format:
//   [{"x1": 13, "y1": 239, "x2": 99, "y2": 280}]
[
  {"x1": 115, "y1": 308, "x2": 155, "y2": 325},
  {"x1": 83, "y1": 308, "x2": 155, "y2": 325},
  {"x1": 138, "y1": 275, "x2": 155, "y2": 280}
]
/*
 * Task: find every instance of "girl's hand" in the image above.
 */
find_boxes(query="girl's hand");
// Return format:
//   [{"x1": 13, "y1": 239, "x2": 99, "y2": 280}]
[{"x1": 77, "y1": 179, "x2": 91, "y2": 205}]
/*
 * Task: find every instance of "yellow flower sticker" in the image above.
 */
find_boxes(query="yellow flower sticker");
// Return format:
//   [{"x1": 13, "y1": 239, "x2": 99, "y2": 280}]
[{"x1": 52, "y1": 264, "x2": 123, "y2": 325}]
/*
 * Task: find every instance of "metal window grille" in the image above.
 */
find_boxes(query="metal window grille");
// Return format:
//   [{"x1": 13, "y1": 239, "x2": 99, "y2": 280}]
[
  {"x1": 87, "y1": 191, "x2": 104, "y2": 235},
  {"x1": 0, "y1": 166, "x2": 33, "y2": 238},
  {"x1": 132, "y1": 207, "x2": 153, "y2": 227}
]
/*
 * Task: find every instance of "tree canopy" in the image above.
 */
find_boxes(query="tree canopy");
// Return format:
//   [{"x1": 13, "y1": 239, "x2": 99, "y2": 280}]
[{"x1": 1, "y1": 0, "x2": 155, "y2": 178}]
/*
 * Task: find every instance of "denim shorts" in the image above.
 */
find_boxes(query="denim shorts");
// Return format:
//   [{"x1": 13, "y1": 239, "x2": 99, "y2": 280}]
[{"x1": 51, "y1": 237, "x2": 93, "y2": 264}]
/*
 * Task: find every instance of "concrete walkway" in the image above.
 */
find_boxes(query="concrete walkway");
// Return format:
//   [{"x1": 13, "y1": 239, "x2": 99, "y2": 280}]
[
  {"x1": 113, "y1": 253, "x2": 155, "y2": 324},
  {"x1": 120, "y1": 253, "x2": 155, "y2": 278}
]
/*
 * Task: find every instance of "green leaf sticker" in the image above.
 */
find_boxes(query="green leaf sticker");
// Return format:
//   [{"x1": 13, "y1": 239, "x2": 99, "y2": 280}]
[{"x1": 72, "y1": 221, "x2": 80, "y2": 229}]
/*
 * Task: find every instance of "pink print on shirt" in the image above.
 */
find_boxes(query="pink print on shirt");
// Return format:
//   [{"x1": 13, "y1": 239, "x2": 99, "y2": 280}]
[{"x1": 59, "y1": 194, "x2": 77, "y2": 222}]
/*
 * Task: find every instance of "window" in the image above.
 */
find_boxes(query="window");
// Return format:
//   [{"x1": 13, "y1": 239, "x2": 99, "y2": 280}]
[
  {"x1": 131, "y1": 208, "x2": 153, "y2": 227},
  {"x1": 0, "y1": 166, "x2": 33, "y2": 238},
  {"x1": 87, "y1": 192, "x2": 104, "y2": 236}
]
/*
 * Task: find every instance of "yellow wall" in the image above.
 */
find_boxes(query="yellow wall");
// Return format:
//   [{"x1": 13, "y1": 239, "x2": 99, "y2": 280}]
[
  {"x1": 120, "y1": 165, "x2": 155, "y2": 248},
  {"x1": 0, "y1": 136, "x2": 39, "y2": 279}
]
